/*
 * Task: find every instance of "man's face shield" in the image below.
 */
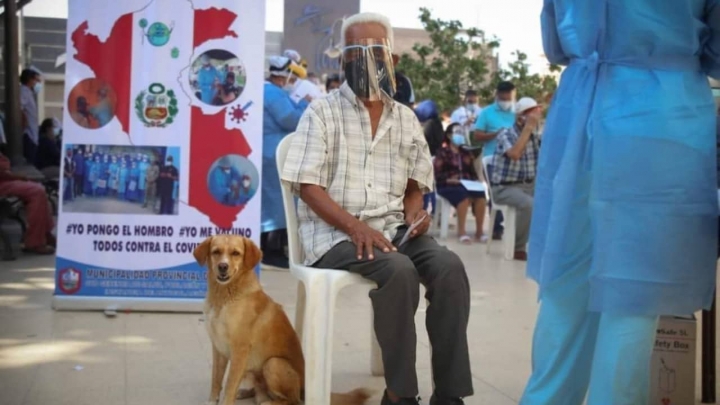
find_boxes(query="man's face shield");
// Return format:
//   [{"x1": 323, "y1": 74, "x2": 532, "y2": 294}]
[{"x1": 342, "y1": 39, "x2": 396, "y2": 101}]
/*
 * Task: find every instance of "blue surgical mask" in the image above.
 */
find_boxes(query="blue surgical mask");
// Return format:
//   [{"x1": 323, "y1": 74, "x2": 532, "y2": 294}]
[
  {"x1": 452, "y1": 134, "x2": 466, "y2": 146},
  {"x1": 33, "y1": 82, "x2": 43, "y2": 94},
  {"x1": 52, "y1": 127, "x2": 61, "y2": 136}
]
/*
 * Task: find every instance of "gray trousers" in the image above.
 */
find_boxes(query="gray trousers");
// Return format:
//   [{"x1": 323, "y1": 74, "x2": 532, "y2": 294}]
[
  {"x1": 491, "y1": 182, "x2": 534, "y2": 251},
  {"x1": 315, "y1": 228, "x2": 473, "y2": 398}
]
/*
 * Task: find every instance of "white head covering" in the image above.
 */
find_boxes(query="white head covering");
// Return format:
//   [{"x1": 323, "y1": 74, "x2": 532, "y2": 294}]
[
  {"x1": 515, "y1": 97, "x2": 539, "y2": 115},
  {"x1": 268, "y1": 56, "x2": 292, "y2": 78},
  {"x1": 283, "y1": 49, "x2": 302, "y2": 63}
]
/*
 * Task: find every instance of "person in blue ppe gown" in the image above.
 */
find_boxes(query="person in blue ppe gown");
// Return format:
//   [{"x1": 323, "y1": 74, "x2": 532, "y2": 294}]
[
  {"x1": 96, "y1": 154, "x2": 109, "y2": 197},
  {"x1": 261, "y1": 55, "x2": 311, "y2": 269},
  {"x1": 196, "y1": 54, "x2": 222, "y2": 105},
  {"x1": 108, "y1": 155, "x2": 119, "y2": 197},
  {"x1": 88, "y1": 155, "x2": 100, "y2": 197},
  {"x1": 83, "y1": 151, "x2": 93, "y2": 195},
  {"x1": 237, "y1": 175, "x2": 255, "y2": 206},
  {"x1": 521, "y1": 2, "x2": 720, "y2": 404},
  {"x1": 118, "y1": 159, "x2": 129, "y2": 199},
  {"x1": 209, "y1": 156, "x2": 244, "y2": 206},
  {"x1": 138, "y1": 154, "x2": 149, "y2": 203},
  {"x1": 126, "y1": 161, "x2": 140, "y2": 201},
  {"x1": 72, "y1": 147, "x2": 85, "y2": 197},
  {"x1": 90, "y1": 87, "x2": 113, "y2": 128}
]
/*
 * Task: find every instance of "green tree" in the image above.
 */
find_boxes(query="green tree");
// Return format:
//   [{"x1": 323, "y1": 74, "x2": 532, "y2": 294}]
[
  {"x1": 479, "y1": 50, "x2": 561, "y2": 106},
  {"x1": 397, "y1": 8, "x2": 560, "y2": 112},
  {"x1": 396, "y1": 7, "x2": 499, "y2": 113}
]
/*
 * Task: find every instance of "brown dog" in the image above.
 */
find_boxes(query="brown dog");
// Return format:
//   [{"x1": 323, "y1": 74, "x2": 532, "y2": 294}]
[{"x1": 194, "y1": 235, "x2": 372, "y2": 405}]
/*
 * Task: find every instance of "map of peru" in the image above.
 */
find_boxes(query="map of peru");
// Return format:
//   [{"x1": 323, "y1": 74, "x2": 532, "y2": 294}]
[{"x1": 71, "y1": 3, "x2": 253, "y2": 229}]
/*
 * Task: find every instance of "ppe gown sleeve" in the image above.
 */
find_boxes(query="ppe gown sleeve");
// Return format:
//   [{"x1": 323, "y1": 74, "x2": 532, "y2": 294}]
[
  {"x1": 703, "y1": 0, "x2": 720, "y2": 78},
  {"x1": 541, "y1": 0, "x2": 570, "y2": 66},
  {"x1": 265, "y1": 89, "x2": 310, "y2": 132}
]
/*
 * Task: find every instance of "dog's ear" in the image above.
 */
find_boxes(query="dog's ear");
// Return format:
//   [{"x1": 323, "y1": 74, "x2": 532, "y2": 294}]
[
  {"x1": 193, "y1": 237, "x2": 213, "y2": 266},
  {"x1": 243, "y1": 237, "x2": 262, "y2": 270}
]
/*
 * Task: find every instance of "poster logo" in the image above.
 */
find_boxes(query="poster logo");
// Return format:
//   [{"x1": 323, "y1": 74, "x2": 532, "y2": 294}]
[
  {"x1": 139, "y1": 19, "x2": 174, "y2": 47},
  {"x1": 58, "y1": 268, "x2": 82, "y2": 294},
  {"x1": 135, "y1": 83, "x2": 179, "y2": 127}
]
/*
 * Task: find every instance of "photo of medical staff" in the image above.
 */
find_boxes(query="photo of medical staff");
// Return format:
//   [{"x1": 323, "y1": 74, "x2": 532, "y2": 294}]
[
  {"x1": 189, "y1": 49, "x2": 247, "y2": 106},
  {"x1": 67, "y1": 79, "x2": 117, "y2": 129},
  {"x1": 207, "y1": 154, "x2": 258, "y2": 207},
  {"x1": 61, "y1": 144, "x2": 180, "y2": 215}
]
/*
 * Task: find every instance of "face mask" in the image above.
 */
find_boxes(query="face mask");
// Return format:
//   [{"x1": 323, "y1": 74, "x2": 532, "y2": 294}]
[
  {"x1": 498, "y1": 101, "x2": 513, "y2": 111},
  {"x1": 342, "y1": 40, "x2": 396, "y2": 101},
  {"x1": 451, "y1": 134, "x2": 466, "y2": 146},
  {"x1": 33, "y1": 82, "x2": 43, "y2": 94},
  {"x1": 242, "y1": 180, "x2": 251, "y2": 188},
  {"x1": 167, "y1": 160, "x2": 172, "y2": 165},
  {"x1": 52, "y1": 127, "x2": 61, "y2": 136},
  {"x1": 222, "y1": 168, "x2": 230, "y2": 173}
]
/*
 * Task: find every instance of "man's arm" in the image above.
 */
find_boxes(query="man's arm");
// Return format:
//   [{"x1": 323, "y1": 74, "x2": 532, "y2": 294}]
[
  {"x1": 403, "y1": 179, "x2": 424, "y2": 219},
  {"x1": 473, "y1": 129, "x2": 501, "y2": 142},
  {"x1": 505, "y1": 114, "x2": 541, "y2": 161}
]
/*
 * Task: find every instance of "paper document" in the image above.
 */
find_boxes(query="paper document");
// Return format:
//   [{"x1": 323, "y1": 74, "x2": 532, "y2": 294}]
[
  {"x1": 460, "y1": 180, "x2": 487, "y2": 193},
  {"x1": 398, "y1": 214, "x2": 427, "y2": 247},
  {"x1": 290, "y1": 79, "x2": 323, "y2": 103}
]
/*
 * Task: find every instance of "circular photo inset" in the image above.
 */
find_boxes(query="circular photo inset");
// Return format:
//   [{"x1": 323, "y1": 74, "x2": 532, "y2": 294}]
[
  {"x1": 207, "y1": 154, "x2": 259, "y2": 207},
  {"x1": 67, "y1": 78, "x2": 117, "y2": 129},
  {"x1": 190, "y1": 49, "x2": 247, "y2": 106}
]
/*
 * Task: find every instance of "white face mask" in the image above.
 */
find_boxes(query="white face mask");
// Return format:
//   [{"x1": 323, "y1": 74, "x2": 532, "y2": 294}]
[
  {"x1": 498, "y1": 100, "x2": 513, "y2": 111},
  {"x1": 33, "y1": 82, "x2": 43, "y2": 94},
  {"x1": 222, "y1": 168, "x2": 231, "y2": 173},
  {"x1": 242, "y1": 180, "x2": 251, "y2": 188}
]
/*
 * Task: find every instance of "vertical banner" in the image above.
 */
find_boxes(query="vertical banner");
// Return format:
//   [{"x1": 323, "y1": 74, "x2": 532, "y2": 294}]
[{"x1": 53, "y1": 0, "x2": 265, "y2": 311}]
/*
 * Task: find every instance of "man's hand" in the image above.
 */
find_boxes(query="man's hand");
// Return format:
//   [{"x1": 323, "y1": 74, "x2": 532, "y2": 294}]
[
  {"x1": 347, "y1": 221, "x2": 396, "y2": 260},
  {"x1": 405, "y1": 209, "x2": 431, "y2": 239},
  {"x1": 524, "y1": 110, "x2": 541, "y2": 128},
  {"x1": 303, "y1": 95, "x2": 313, "y2": 103}
]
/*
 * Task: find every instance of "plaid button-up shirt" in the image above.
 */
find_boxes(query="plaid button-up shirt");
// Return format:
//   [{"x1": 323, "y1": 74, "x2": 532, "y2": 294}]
[
  {"x1": 281, "y1": 83, "x2": 434, "y2": 265},
  {"x1": 490, "y1": 123, "x2": 540, "y2": 184}
]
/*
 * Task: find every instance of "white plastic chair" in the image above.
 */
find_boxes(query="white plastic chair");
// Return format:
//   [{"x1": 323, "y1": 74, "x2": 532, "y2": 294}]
[
  {"x1": 482, "y1": 156, "x2": 517, "y2": 260},
  {"x1": 276, "y1": 134, "x2": 384, "y2": 405}
]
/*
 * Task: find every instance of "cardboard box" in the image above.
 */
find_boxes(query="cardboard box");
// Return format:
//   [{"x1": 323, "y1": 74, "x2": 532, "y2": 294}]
[{"x1": 649, "y1": 316, "x2": 696, "y2": 405}]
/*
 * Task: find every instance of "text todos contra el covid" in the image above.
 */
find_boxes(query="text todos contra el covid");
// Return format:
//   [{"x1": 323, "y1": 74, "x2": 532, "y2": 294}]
[{"x1": 64, "y1": 223, "x2": 252, "y2": 253}]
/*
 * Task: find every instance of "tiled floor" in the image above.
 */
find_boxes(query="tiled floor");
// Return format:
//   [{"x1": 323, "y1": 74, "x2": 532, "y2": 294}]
[{"x1": 0, "y1": 228, "x2": 716, "y2": 404}]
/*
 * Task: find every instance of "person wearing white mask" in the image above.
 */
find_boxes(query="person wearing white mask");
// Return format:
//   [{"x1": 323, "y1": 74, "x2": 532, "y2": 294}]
[
  {"x1": 450, "y1": 89, "x2": 481, "y2": 139},
  {"x1": 19, "y1": 68, "x2": 43, "y2": 164},
  {"x1": 261, "y1": 55, "x2": 311, "y2": 269},
  {"x1": 472, "y1": 80, "x2": 517, "y2": 240}
]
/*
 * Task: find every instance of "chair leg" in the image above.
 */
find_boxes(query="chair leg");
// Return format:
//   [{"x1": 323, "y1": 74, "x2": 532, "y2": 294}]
[
  {"x1": 503, "y1": 208, "x2": 517, "y2": 260},
  {"x1": 302, "y1": 276, "x2": 336, "y2": 405},
  {"x1": 294, "y1": 281, "x2": 306, "y2": 340},
  {"x1": 370, "y1": 312, "x2": 384, "y2": 376},
  {"x1": 486, "y1": 209, "x2": 496, "y2": 255},
  {"x1": 440, "y1": 199, "x2": 450, "y2": 240}
]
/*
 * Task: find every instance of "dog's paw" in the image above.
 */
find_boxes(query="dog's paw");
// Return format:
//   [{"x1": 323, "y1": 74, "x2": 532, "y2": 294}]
[{"x1": 236, "y1": 388, "x2": 256, "y2": 400}]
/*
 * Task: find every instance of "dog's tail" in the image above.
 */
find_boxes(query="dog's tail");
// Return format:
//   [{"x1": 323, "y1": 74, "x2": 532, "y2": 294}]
[{"x1": 330, "y1": 388, "x2": 374, "y2": 405}]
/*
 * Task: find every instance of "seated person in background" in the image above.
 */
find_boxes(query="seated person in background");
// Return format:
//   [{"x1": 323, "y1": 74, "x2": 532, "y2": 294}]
[
  {"x1": 434, "y1": 123, "x2": 487, "y2": 244},
  {"x1": 325, "y1": 73, "x2": 342, "y2": 92},
  {"x1": 414, "y1": 99, "x2": 445, "y2": 215},
  {"x1": 490, "y1": 97, "x2": 541, "y2": 261},
  {"x1": 34, "y1": 118, "x2": 62, "y2": 179},
  {"x1": 0, "y1": 151, "x2": 55, "y2": 254},
  {"x1": 282, "y1": 13, "x2": 473, "y2": 405}
]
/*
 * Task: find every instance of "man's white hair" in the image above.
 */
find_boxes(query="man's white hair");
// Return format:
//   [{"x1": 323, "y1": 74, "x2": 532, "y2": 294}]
[{"x1": 341, "y1": 12, "x2": 394, "y2": 50}]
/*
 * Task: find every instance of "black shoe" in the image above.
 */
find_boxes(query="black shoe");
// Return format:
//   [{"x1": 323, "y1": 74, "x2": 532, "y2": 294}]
[
  {"x1": 492, "y1": 232, "x2": 503, "y2": 241},
  {"x1": 261, "y1": 252, "x2": 289, "y2": 269},
  {"x1": 429, "y1": 393, "x2": 464, "y2": 405},
  {"x1": 380, "y1": 390, "x2": 420, "y2": 405}
]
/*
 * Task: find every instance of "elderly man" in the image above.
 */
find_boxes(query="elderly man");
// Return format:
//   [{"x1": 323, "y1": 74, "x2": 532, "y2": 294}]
[
  {"x1": 490, "y1": 97, "x2": 541, "y2": 261},
  {"x1": 282, "y1": 12, "x2": 472, "y2": 405}
]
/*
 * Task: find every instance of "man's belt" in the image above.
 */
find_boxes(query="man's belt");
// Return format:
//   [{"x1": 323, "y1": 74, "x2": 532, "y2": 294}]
[{"x1": 491, "y1": 178, "x2": 534, "y2": 186}]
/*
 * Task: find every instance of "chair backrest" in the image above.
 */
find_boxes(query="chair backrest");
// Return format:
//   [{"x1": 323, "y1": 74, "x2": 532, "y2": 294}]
[
  {"x1": 275, "y1": 133, "x2": 304, "y2": 266},
  {"x1": 481, "y1": 155, "x2": 495, "y2": 204}
]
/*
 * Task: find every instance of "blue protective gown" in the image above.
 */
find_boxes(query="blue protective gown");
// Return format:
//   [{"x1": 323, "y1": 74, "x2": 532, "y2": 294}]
[
  {"x1": 90, "y1": 99, "x2": 113, "y2": 127},
  {"x1": 528, "y1": 0, "x2": 720, "y2": 316},
  {"x1": 197, "y1": 66, "x2": 222, "y2": 104},
  {"x1": 261, "y1": 81, "x2": 309, "y2": 233},
  {"x1": 520, "y1": 2, "x2": 720, "y2": 404},
  {"x1": 118, "y1": 166, "x2": 129, "y2": 196},
  {"x1": 83, "y1": 157, "x2": 93, "y2": 195},
  {"x1": 126, "y1": 167, "x2": 140, "y2": 201},
  {"x1": 88, "y1": 160, "x2": 100, "y2": 196},
  {"x1": 97, "y1": 159, "x2": 109, "y2": 196},
  {"x1": 209, "y1": 166, "x2": 243, "y2": 206},
  {"x1": 108, "y1": 162, "x2": 119, "y2": 191}
]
